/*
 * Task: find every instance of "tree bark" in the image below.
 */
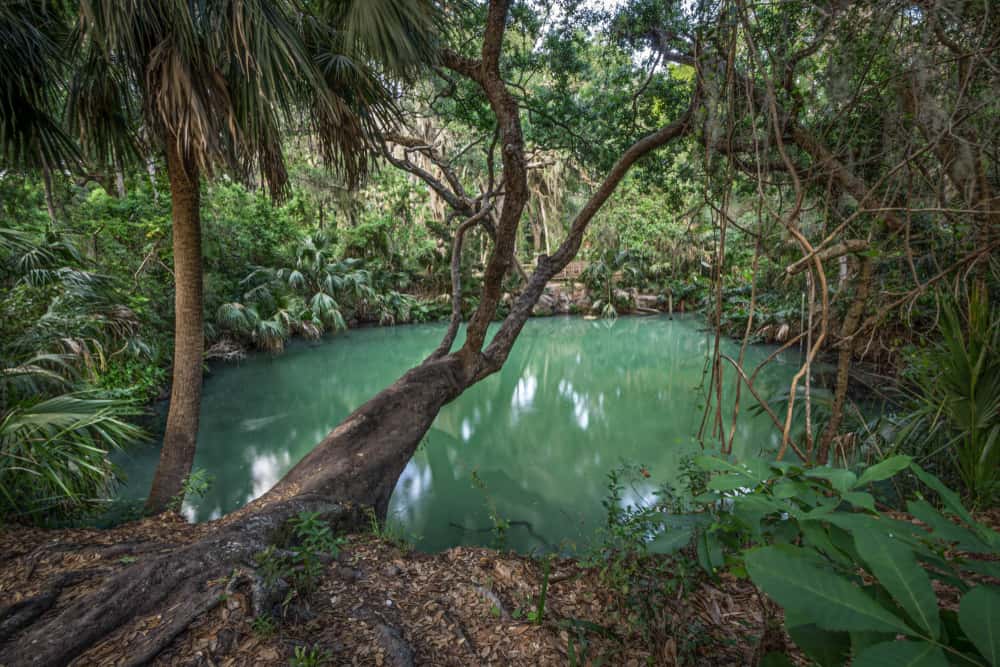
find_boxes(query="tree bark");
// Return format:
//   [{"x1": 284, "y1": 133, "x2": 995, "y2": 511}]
[
  {"x1": 39, "y1": 153, "x2": 57, "y2": 226},
  {"x1": 145, "y1": 136, "x2": 205, "y2": 514},
  {"x1": 818, "y1": 256, "x2": 872, "y2": 463}
]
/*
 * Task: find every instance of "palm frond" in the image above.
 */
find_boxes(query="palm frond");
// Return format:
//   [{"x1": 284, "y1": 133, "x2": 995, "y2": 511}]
[
  {"x1": 0, "y1": 392, "x2": 145, "y2": 520},
  {"x1": 0, "y1": 0, "x2": 80, "y2": 169}
]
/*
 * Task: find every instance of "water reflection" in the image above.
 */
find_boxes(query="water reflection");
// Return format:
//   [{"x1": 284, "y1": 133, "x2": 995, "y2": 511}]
[
  {"x1": 115, "y1": 316, "x2": 806, "y2": 553},
  {"x1": 249, "y1": 450, "x2": 292, "y2": 502}
]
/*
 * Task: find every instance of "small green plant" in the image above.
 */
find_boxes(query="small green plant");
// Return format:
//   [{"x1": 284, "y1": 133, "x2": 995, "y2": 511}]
[
  {"x1": 471, "y1": 470, "x2": 510, "y2": 550},
  {"x1": 166, "y1": 468, "x2": 213, "y2": 513},
  {"x1": 693, "y1": 454, "x2": 1000, "y2": 665},
  {"x1": 527, "y1": 557, "x2": 551, "y2": 625},
  {"x1": 255, "y1": 511, "x2": 346, "y2": 594},
  {"x1": 364, "y1": 506, "x2": 413, "y2": 551},
  {"x1": 289, "y1": 644, "x2": 331, "y2": 667},
  {"x1": 255, "y1": 545, "x2": 288, "y2": 587},
  {"x1": 585, "y1": 462, "x2": 703, "y2": 650},
  {"x1": 288, "y1": 511, "x2": 345, "y2": 590},
  {"x1": 250, "y1": 612, "x2": 277, "y2": 638}
]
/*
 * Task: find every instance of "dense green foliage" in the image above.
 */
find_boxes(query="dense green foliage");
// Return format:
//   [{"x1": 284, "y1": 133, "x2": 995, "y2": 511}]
[
  {"x1": 690, "y1": 455, "x2": 999, "y2": 665},
  {"x1": 0, "y1": 1, "x2": 997, "y2": 661},
  {"x1": 0, "y1": 219, "x2": 146, "y2": 521}
]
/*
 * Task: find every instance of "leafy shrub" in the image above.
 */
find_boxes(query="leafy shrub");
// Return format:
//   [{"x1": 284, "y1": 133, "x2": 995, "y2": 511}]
[
  {"x1": 1, "y1": 227, "x2": 148, "y2": 524},
  {"x1": 97, "y1": 358, "x2": 167, "y2": 400},
  {"x1": 692, "y1": 454, "x2": 1000, "y2": 665},
  {"x1": 583, "y1": 463, "x2": 704, "y2": 651}
]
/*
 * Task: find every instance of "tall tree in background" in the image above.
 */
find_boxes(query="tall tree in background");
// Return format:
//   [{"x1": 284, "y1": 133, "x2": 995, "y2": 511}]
[{"x1": 68, "y1": 0, "x2": 441, "y2": 512}]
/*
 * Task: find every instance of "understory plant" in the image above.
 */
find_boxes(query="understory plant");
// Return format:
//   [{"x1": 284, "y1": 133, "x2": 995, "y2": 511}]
[
  {"x1": 1, "y1": 227, "x2": 147, "y2": 523},
  {"x1": 256, "y1": 511, "x2": 346, "y2": 596},
  {"x1": 217, "y1": 233, "x2": 427, "y2": 352},
  {"x1": 896, "y1": 286, "x2": 1000, "y2": 506},
  {"x1": 693, "y1": 454, "x2": 1000, "y2": 665},
  {"x1": 289, "y1": 644, "x2": 331, "y2": 667},
  {"x1": 583, "y1": 463, "x2": 706, "y2": 658},
  {"x1": 0, "y1": 392, "x2": 144, "y2": 521}
]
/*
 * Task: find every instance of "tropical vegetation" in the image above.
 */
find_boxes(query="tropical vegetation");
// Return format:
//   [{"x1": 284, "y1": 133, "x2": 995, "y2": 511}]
[{"x1": 0, "y1": 0, "x2": 997, "y2": 664}]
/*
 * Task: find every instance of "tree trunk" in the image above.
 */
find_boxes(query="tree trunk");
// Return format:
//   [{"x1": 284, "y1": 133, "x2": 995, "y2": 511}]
[
  {"x1": 115, "y1": 168, "x2": 126, "y2": 198},
  {"x1": 39, "y1": 155, "x2": 57, "y2": 226},
  {"x1": 818, "y1": 256, "x2": 872, "y2": 463},
  {"x1": 145, "y1": 137, "x2": 204, "y2": 514}
]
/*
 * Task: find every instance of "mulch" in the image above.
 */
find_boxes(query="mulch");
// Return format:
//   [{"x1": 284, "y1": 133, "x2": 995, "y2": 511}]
[
  {"x1": 0, "y1": 517, "x2": 778, "y2": 666},
  {"x1": 9, "y1": 509, "x2": 994, "y2": 665}
]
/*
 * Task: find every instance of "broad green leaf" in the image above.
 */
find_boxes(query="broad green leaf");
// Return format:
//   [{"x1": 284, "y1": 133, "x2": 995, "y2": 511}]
[
  {"x1": 910, "y1": 464, "x2": 975, "y2": 527},
  {"x1": 744, "y1": 546, "x2": 915, "y2": 635},
  {"x1": 707, "y1": 474, "x2": 752, "y2": 491},
  {"x1": 843, "y1": 491, "x2": 876, "y2": 511},
  {"x1": 959, "y1": 587, "x2": 1000, "y2": 666},
  {"x1": 801, "y1": 522, "x2": 852, "y2": 566},
  {"x1": 854, "y1": 528, "x2": 940, "y2": 638},
  {"x1": 772, "y1": 478, "x2": 807, "y2": 499},
  {"x1": 786, "y1": 621, "x2": 850, "y2": 667},
  {"x1": 732, "y1": 495, "x2": 781, "y2": 540},
  {"x1": 907, "y1": 500, "x2": 990, "y2": 553},
  {"x1": 856, "y1": 455, "x2": 912, "y2": 487},
  {"x1": 851, "y1": 629, "x2": 898, "y2": 655},
  {"x1": 759, "y1": 653, "x2": 795, "y2": 667},
  {"x1": 696, "y1": 531, "x2": 724, "y2": 575},
  {"x1": 813, "y1": 512, "x2": 881, "y2": 533},
  {"x1": 805, "y1": 467, "x2": 857, "y2": 493},
  {"x1": 693, "y1": 456, "x2": 743, "y2": 473},
  {"x1": 742, "y1": 457, "x2": 774, "y2": 482},
  {"x1": 852, "y1": 639, "x2": 948, "y2": 667},
  {"x1": 694, "y1": 456, "x2": 770, "y2": 483},
  {"x1": 940, "y1": 609, "x2": 984, "y2": 662}
]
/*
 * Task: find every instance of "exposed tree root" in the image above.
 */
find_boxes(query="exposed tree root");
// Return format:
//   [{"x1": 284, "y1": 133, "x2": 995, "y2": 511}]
[{"x1": 0, "y1": 498, "x2": 360, "y2": 666}]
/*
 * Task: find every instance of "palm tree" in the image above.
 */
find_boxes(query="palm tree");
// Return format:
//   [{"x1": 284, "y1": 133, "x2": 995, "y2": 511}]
[
  {"x1": 0, "y1": 1, "x2": 80, "y2": 222},
  {"x1": 67, "y1": 0, "x2": 441, "y2": 512}
]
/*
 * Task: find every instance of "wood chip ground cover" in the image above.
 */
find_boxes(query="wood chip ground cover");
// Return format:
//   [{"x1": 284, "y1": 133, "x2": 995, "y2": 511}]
[{"x1": 0, "y1": 516, "x2": 771, "y2": 665}]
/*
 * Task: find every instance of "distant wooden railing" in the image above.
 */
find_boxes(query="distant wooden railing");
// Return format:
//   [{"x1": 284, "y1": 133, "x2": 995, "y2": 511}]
[{"x1": 521, "y1": 259, "x2": 588, "y2": 282}]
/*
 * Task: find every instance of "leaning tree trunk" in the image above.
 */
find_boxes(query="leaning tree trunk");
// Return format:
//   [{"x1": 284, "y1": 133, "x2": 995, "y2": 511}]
[
  {"x1": 0, "y1": 357, "x2": 468, "y2": 666},
  {"x1": 145, "y1": 137, "x2": 205, "y2": 514}
]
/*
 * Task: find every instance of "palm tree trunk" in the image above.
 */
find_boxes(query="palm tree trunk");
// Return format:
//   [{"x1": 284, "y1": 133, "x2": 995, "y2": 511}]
[
  {"x1": 39, "y1": 153, "x2": 57, "y2": 226},
  {"x1": 145, "y1": 137, "x2": 204, "y2": 514}
]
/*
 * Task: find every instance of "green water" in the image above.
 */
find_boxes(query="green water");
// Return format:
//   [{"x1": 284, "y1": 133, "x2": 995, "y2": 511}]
[{"x1": 117, "y1": 316, "x2": 804, "y2": 553}]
